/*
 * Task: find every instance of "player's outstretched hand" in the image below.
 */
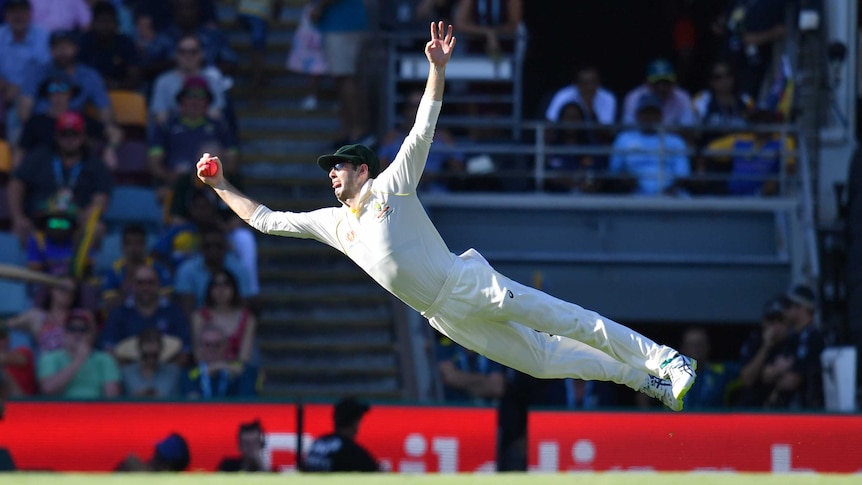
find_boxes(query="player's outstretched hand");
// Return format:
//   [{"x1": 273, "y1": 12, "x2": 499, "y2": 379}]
[
  {"x1": 425, "y1": 21, "x2": 456, "y2": 67},
  {"x1": 196, "y1": 152, "x2": 225, "y2": 187}
]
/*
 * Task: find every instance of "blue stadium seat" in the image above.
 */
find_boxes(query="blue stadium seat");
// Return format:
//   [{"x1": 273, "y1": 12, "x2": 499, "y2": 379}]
[
  {"x1": 0, "y1": 231, "x2": 30, "y2": 316},
  {"x1": 103, "y1": 186, "x2": 164, "y2": 233}
]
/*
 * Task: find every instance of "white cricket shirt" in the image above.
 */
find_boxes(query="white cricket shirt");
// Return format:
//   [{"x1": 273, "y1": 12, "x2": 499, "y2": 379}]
[{"x1": 249, "y1": 97, "x2": 456, "y2": 313}]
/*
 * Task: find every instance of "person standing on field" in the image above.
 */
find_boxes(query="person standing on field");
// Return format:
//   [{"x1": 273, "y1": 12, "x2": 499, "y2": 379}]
[{"x1": 195, "y1": 21, "x2": 698, "y2": 411}]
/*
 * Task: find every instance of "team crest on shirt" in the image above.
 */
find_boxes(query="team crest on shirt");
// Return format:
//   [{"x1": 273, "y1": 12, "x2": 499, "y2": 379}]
[
  {"x1": 372, "y1": 198, "x2": 393, "y2": 223},
  {"x1": 346, "y1": 230, "x2": 356, "y2": 242}
]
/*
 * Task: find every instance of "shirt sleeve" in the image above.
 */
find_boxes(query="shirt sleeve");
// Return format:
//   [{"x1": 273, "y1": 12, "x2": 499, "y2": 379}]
[
  {"x1": 608, "y1": 133, "x2": 629, "y2": 173},
  {"x1": 249, "y1": 205, "x2": 342, "y2": 249},
  {"x1": 99, "y1": 309, "x2": 123, "y2": 350},
  {"x1": 85, "y1": 68, "x2": 111, "y2": 109},
  {"x1": 37, "y1": 351, "x2": 62, "y2": 379},
  {"x1": 173, "y1": 260, "x2": 196, "y2": 295},
  {"x1": 374, "y1": 97, "x2": 442, "y2": 194}
]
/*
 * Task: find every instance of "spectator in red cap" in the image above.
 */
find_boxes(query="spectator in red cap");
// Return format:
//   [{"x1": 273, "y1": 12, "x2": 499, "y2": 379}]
[
  {"x1": 14, "y1": 73, "x2": 122, "y2": 168},
  {"x1": 7, "y1": 110, "x2": 113, "y2": 244}
]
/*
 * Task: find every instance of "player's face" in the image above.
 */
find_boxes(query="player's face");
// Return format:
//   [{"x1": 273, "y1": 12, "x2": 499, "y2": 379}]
[{"x1": 329, "y1": 162, "x2": 366, "y2": 202}]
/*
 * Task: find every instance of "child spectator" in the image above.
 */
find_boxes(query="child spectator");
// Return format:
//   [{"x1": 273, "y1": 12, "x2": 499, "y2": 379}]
[
  {"x1": 181, "y1": 323, "x2": 257, "y2": 399},
  {"x1": 118, "y1": 327, "x2": 182, "y2": 399}
]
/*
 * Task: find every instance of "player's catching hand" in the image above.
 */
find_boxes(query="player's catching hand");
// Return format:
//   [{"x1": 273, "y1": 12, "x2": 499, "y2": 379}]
[
  {"x1": 196, "y1": 152, "x2": 224, "y2": 187},
  {"x1": 425, "y1": 21, "x2": 456, "y2": 67}
]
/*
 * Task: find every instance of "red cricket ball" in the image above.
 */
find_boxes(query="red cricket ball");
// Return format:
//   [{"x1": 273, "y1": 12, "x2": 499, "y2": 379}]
[{"x1": 201, "y1": 159, "x2": 218, "y2": 177}]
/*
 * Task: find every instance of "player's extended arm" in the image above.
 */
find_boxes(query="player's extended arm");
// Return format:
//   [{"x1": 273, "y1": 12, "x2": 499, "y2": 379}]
[
  {"x1": 424, "y1": 21, "x2": 456, "y2": 102},
  {"x1": 196, "y1": 153, "x2": 261, "y2": 223}
]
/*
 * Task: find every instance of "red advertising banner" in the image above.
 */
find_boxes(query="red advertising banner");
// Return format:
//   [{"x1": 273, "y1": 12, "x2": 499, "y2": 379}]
[
  {"x1": 0, "y1": 402, "x2": 299, "y2": 472},
  {"x1": 528, "y1": 411, "x2": 862, "y2": 473},
  {"x1": 0, "y1": 401, "x2": 498, "y2": 472},
  {"x1": 302, "y1": 403, "x2": 497, "y2": 472}
]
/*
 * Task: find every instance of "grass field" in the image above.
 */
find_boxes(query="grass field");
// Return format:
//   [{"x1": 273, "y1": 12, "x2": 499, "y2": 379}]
[{"x1": 3, "y1": 473, "x2": 861, "y2": 485}]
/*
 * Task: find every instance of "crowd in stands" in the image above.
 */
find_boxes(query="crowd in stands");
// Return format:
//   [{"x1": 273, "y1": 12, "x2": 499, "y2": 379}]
[
  {"x1": 0, "y1": 0, "x2": 823, "y2": 416},
  {"x1": 0, "y1": 0, "x2": 259, "y2": 403},
  {"x1": 393, "y1": 0, "x2": 798, "y2": 197}
]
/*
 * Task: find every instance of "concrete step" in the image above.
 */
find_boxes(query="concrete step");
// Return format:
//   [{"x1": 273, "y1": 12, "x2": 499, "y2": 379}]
[
  {"x1": 259, "y1": 315, "x2": 391, "y2": 330},
  {"x1": 257, "y1": 291, "x2": 390, "y2": 306},
  {"x1": 259, "y1": 340, "x2": 396, "y2": 353},
  {"x1": 239, "y1": 116, "x2": 339, "y2": 134},
  {"x1": 259, "y1": 267, "x2": 370, "y2": 283}
]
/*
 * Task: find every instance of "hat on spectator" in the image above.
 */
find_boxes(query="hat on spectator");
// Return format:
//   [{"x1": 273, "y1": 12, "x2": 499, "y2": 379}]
[
  {"x1": 635, "y1": 93, "x2": 663, "y2": 113},
  {"x1": 176, "y1": 75, "x2": 213, "y2": 102},
  {"x1": 333, "y1": 397, "x2": 370, "y2": 427},
  {"x1": 786, "y1": 284, "x2": 816, "y2": 310},
  {"x1": 646, "y1": 59, "x2": 676, "y2": 83},
  {"x1": 154, "y1": 433, "x2": 191, "y2": 471},
  {"x1": 317, "y1": 144, "x2": 381, "y2": 178},
  {"x1": 5, "y1": 0, "x2": 31, "y2": 11},
  {"x1": 762, "y1": 296, "x2": 786, "y2": 319},
  {"x1": 50, "y1": 30, "x2": 78, "y2": 46},
  {"x1": 55, "y1": 111, "x2": 86, "y2": 133}
]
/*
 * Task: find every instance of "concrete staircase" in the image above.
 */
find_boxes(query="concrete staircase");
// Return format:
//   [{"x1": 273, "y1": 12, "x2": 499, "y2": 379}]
[{"x1": 217, "y1": 0, "x2": 407, "y2": 400}]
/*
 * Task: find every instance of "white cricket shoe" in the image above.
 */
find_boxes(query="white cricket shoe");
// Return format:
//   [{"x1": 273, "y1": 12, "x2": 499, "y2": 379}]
[
  {"x1": 660, "y1": 352, "x2": 698, "y2": 400},
  {"x1": 640, "y1": 375, "x2": 682, "y2": 411}
]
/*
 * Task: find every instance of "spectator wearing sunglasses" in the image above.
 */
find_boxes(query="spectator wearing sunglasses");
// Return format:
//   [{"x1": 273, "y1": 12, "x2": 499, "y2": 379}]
[
  {"x1": 37, "y1": 308, "x2": 121, "y2": 399},
  {"x1": 13, "y1": 74, "x2": 115, "y2": 168},
  {"x1": 7, "y1": 110, "x2": 113, "y2": 245}
]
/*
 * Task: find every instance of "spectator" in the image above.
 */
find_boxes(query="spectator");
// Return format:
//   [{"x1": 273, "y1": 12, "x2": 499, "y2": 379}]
[
  {"x1": 100, "y1": 264, "x2": 192, "y2": 362},
  {"x1": 545, "y1": 65, "x2": 617, "y2": 125},
  {"x1": 190, "y1": 269, "x2": 257, "y2": 366},
  {"x1": 148, "y1": 75, "x2": 237, "y2": 193},
  {"x1": 116, "y1": 432, "x2": 191, "y2": 472},
  {"x1": 29, "y1": 0, "x2": 91, "y2": 33},
  {"x1": 148, "y1": 0, "x2": 238, "y2": 76},
  {"x1": 544, "y1": 101, "x2": 606, "y2": 193},
  {"x1": 149, "y1": 34, "x2": 227, "y2": 126},
  {"x1": 285, "y1": 1, "x2": 325, "y2": 112},
  {"x1": 236, "y1": 0, "x2": 282, "y2": 107},
  {"x1": 703, "y1": 109, "x2": 795, "y2": 196},
  {"x1": 453, "y1": 0, "x2": 523, "y2": 57},
  {"x1": 7, "y1": 111, "x2": 112, "y2": 244},
  {"x1": 101, "y1": 223, "x2": 173, "y2": 315},
  {"x1": 167, "y1": 170, "x2": 259, "y2": 293},
  {"x1": 732, "y1": 295, "x2": 792, "y2": 408},
  {"x1": 6, "y1": 275, "x2": 77, "y2": 354},
  {"x1": 217, "y1": 419, "x2": 270, "y2": 472},
  {"x1": 174, "y1": 225, "x2": 254, "y2": 317},
  {"x1": 712, "y1": 0, "x2": 790, "y2": 100},
  {"x1": 78, "y1": 1, "x2": 141, "y2": 90},
  {"x1": 181, "y1": 323, "x2": 257, "y2": 399},
  {"x1": 0, "y1": 321, "x2": 38, "y2": 396},
  {"x1": 14, "y1": 73, "x2": 120, "y2": 168},
  {"x1": 692, "y1": 60, "x2": 753, "y2": 135},
  {"x1": 24, "y1": 203, "x2": 84, "y2": 274},
  {"x1": 0, "y1": 0, "x2": 51, "y2": 142},
  {"x1": 766, "y1": 285, "x2": 825, "y2": 409},
  {"x1": 378, "y1": 90, "x2": 465, "y2": 193},
  {"x1": 675, "y1": 326, "x2": 739, "y2": 409},
  {"x1": 310, "y1": 0, "x2": 373, "y2": 147},
  {"x1": 18, "y1": 29, "x2": 119, "y2": 137},
  {"x1": 435, "y1": 334, "x2": 504, "y2": 405},
  {"x1": 621, "y1": 58, "x2": 696, "y2": 128},
  {"x1": 608, "y1": 94, "x2": 691, "y2": 196},
  {"x1": 302, "y1": 397, "x2": 380, "y2": 472},
  {"x1": 119, "y1": 327, "x2": 182, "y2": 399},
  {"x1": 37, "y1": 308, "x2": 121, "y2": 399}
]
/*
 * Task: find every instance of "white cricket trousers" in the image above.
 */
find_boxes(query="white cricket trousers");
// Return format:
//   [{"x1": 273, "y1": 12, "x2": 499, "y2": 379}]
[{"x1": 422, "y1": 249, "x2": 677, "y2": 391}]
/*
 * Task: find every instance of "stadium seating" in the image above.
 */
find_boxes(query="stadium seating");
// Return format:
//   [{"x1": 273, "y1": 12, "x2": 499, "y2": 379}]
[
  {"x1": 103, "y1": 185, "x2": 164, "y2": 233},
  {"x1": 109, "y1": 90, "x2": 148, "y2": 140},
  {"x1": 113, "y1": 139, "x2": 151, "y2": 186}
]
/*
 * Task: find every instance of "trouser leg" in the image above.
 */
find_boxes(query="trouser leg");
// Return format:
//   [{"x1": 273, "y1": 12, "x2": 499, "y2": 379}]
[
  {"x1": 487, "y1": 271, "x2": 677, "y2": 376},
  {"x1": 429, "y1": 314, "x2": 649, "y2": 391}
]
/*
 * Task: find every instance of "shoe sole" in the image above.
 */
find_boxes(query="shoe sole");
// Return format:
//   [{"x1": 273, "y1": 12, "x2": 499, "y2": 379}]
[{"x1": 673, "y1": 358, "x2": 698, "y2": 401}]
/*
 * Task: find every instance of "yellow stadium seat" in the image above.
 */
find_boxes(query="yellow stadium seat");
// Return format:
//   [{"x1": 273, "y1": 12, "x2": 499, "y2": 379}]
[
  {"x1": 0, "y1": 140, "x2": 11, "y2": 173},
  {"x1": 109, "y1": 90, "x2": 148, "y2": 127}
]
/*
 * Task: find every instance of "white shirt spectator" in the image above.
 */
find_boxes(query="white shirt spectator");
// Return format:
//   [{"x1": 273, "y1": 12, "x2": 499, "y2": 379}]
[
  {"x1": 545, "y1": 85, "x2": 617, "y2": 124},
  {"x1": 622, "y1": 84, "x2": 695, "y2": 127}
]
